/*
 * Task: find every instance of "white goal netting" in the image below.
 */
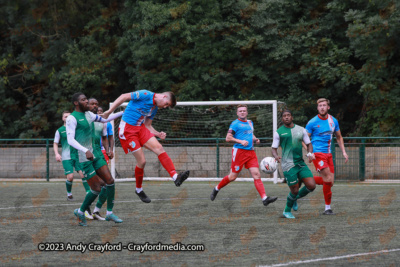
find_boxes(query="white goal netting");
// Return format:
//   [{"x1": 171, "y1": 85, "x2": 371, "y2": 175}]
[{"x1": 110, "y1": 101, "x2": 286, "y2": 182}]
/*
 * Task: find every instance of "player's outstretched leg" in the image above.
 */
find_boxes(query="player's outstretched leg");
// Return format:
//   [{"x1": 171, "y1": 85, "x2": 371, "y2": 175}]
[
  {"x1": 174, "y1": 170, "x2": 190, "y2": 187},
  {"x1": 135, "y1": 166, "x2": 151, "y2": 203},
  {"x1": 210, "y1": 175, "x2": 233, "y2": 201}
]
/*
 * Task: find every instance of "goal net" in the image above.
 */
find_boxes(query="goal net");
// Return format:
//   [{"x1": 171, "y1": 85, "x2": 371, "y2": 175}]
[{"x1": 109, "y1": 101, "x2": 286, "y2": 183}]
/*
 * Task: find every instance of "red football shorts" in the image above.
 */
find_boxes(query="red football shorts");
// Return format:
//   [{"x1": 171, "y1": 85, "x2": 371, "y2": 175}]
[
  {"x1": 312, "y1": 152, "x2": 335, "y2": 173},
  {"x1": 119, "y1": 120, "x2": 155, "y2": 154},
  {"x1": 101, "y1": 149, "x2": 110, "y2": 164},
  {"x1": 231, "y1": 148, "x2": 259, "y2": 173}
]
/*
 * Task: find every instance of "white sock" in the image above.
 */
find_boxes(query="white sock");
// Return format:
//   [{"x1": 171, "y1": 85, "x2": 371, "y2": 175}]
[
  {"x1": 67, "y1": 193, "x2": 72, "y2": 197},
  {"x1": 78, "y1": 209, "x2": 84, "y2": 215},
  {"x1": 325, "y1": 205, "x2": 331, "y2": 210},
  {"x1": 136, "y1": 188, "x2": 143, "y2": 193},
  {"x1": 106, "y1": 211, "x2": 113, "y2": 216},
  {"x1": 215, "y1": 186, "x2": 219, "y2": 191},
  {"x1": 262, "y1": 196, "x2": 267, "y2": 201},
  {"x1": 172, "y1": 173, "x2": 178, "y2": 181},
  {"x1": 93, "y1": 207, "x2": 100, "y2": 213}
]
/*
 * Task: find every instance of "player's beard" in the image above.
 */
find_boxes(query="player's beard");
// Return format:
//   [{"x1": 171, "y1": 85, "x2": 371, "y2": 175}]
[
  {"x1": 78, "y1": 102, "x2": 88, "y2": 112},
  {"x1": 318, "y1": 110, "x2": 328, "y2": 117}
]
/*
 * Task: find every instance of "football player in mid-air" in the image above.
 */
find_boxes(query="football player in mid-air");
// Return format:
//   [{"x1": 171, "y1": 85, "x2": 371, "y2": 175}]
[
  {"x1": 272, "y1": 110, "x2": 316, "y2": 219},
  {"x1": 306, "y1": 98, "x2": 348, "y2": 215},
  {"x1": 210, "y1": 104, "x2": 278, "y2": 206},
  {"x1": 103, "y1": 90, "x2": 190, "y2": 204}
]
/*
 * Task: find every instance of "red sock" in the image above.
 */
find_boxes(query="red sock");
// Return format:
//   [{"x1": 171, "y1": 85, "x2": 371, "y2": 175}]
[
  {"x1": 322, "y1": 182, "x2": 333, "y2": 205},
  {"x1": 135, "y1": 166, "x2": 144, "y2": 188},
  {"x1": 217, "y1": 176, "x2": 231, "y2": 190},
  {"x1": 254, "y1": 179, "x2": 267, "y2": 199},
  {"x1": 158, "y1": 152, "x2": 177, "y2": 178},
  {"x1": 314, "y1": 176, "x2": 323, "y2": 185}
]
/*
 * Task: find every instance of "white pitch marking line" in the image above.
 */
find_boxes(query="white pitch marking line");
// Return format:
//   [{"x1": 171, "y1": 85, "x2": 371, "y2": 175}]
[{"x1": 259, "y1": 248, "x2": 400, "y2": 267}]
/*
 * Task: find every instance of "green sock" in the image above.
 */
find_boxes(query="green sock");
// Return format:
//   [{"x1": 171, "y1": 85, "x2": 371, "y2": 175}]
[
  {"x1": 82, "y1": 180, "x2": 90, "y2": 193},
  {"x1": 96, "y1": 186, "x2": 107, "y2": 209},
  {"x1": 80, "y1": 190, "x2": 99, "y2": 213},
  {"x1": 106, "y1": 183, "x2": 115, "y2": 212},
  {"x1": 284, "y1": 192, "x2": 297, "y2": 212},
  {"x1": 66, "y1": 180, "x2": 73, "y2": 194},
  {"x1": 296, "y1": 186, "x2": 312, "y2": 200}
]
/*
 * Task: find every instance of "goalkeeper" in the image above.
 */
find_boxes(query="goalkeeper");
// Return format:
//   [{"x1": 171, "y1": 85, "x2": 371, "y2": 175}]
[{"x1": 272, "y1": 110, "x2": 316, "y2": 219}]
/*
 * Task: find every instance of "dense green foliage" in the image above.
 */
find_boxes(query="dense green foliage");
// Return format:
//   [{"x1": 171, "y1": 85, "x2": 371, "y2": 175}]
[{"x1": 1, "y1": 0, "x2": 399, "y2": 138}]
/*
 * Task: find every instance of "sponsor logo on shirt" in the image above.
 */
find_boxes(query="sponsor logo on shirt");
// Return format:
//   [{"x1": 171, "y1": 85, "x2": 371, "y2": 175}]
[
  {"x1": 282, "y1": 133, "x2": 288, "y2": 135},
  {"x1": 79, "y1": 119, "x2": 84, "y2": 121},
  {"x1": 61, "y1": 131, "x2": 66, "y2": 134}
]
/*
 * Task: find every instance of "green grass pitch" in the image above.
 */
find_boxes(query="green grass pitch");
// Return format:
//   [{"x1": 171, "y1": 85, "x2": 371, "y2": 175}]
[{"x1": 0, "y1": 180, "x2": 399, "y2": 266}]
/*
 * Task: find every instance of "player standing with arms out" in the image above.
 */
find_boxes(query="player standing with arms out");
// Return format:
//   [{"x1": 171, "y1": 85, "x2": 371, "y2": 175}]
[
  {"x1": 54, "y1": 111, "x2": 90, "y2": 200},
  {"x1": 210, "y1": 105, "x2": 278, "y2": 206},
  {"x1": 98, "y1": 106, "x2": 114, "y2": 164},
  {"x1": 103, "y1": 90, "x2": 190, "y2": 204},
  {"x1": 67, "y1": 92, "x2": 123, "y2": 226},
  {"x1": 272, "y1": 110, "x2": 316, "y2": 219},
  {"x1": 306, "y1": 98, "x2": 348, "y2": 215}
]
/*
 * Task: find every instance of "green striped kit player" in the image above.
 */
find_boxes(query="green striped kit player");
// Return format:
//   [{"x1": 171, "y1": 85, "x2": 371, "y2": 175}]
[
  {"x1": 88, "y1": 97, "x2": 114, "y2": 220},
  {"x1": 272, "y1": 110, "x2": 316, "y2": 219},
  {"x1": 67, "y1": 92, "x2": 123, "y2": 226},
  {"x1": 53, "y1": 111, "x2": 90, "y2": 200}
]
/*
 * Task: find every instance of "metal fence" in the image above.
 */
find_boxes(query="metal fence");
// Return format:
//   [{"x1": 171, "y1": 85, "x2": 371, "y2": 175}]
[{"x1": 1, "y1": 137, "x2": 400, "y2": 181}]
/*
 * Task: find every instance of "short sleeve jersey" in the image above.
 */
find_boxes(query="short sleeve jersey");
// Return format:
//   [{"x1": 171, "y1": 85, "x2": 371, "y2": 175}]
[
  {"x1": 272, "y1": 124, "x2": 311, "y2": 172},
  {"x1": 100, "y1": 122, "x2": 113, "y2": 150},
  {"x1": 122, "y1": 90, "x2": 158, "y2": 126},
  {"x1": 228, "y1": 119, "x2": 254, "y2": 150},
  {"x1": 305, "y1": 114, "x2": 339, "y2": 153},
  {"x1": 54, "y1": 126, "x2": 78, "y2": 161}
]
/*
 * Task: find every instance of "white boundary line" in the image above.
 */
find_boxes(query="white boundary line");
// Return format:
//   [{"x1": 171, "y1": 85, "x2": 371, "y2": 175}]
[{"x1": 260, "y1": 248, "x2": 400, "y2": 267}]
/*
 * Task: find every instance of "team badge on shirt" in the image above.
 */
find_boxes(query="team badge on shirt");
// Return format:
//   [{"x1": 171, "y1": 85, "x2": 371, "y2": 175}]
[
  {"x1": 235, "y1": 166, "x2": 240, "y2": 171},
  {"x1": 130, "y1": 141, "x2": 136, "y2": 149},
  {"x1": 319, "y1": 160, "x2": 324, "y2": 167}
]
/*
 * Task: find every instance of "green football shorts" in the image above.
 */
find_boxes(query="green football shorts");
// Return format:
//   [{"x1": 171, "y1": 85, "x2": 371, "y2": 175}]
[
  {"x1": 80, "y1": 157, "x2": 107, "y2": 181},
  {"x1": 62, "y1": 159, "x2": 82, "y2": 175},
  {"x1": 283, "y1": 163, "x2": 313, "y2": 186}
]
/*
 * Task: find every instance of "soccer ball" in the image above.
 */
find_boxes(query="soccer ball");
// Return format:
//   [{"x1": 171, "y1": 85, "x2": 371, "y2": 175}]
[{"x1": 260, "y1": 157, "x2": 277, "y2": 174}]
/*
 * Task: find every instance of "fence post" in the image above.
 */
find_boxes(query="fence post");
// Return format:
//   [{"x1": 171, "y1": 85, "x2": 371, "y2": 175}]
[
  {"x1": 216, "y1": 138, "x2": 220, "y2": 178},
  {"x1": 331, "y1": 138, "x2": 336, "y2": 180},
  {"x1": 46, "y1": 139, "x2": 50, "y2": 181},
  {"x1": 359, "y1": 138, "x2": 365, "y2": 181}
]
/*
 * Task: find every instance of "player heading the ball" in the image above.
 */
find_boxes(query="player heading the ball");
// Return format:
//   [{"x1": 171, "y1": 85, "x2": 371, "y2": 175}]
[
  {"x1": 210, "y1": 104, "x2": 278, "y2": 206},
  {"x1": 103, "y1": 90, "x2": 190, "y2": 204}
]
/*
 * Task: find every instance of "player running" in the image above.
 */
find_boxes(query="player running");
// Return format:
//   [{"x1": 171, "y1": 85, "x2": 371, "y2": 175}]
[
  {"x1": 67, "y1": 92, "x2": 123, "y2": 226},
  {"x1": 210, "y1": 105, "x2": 278, "y2": 206},
  {"x1": 306, "y1": 98, "x2": 348, "y2": 215},
  {"x1": 103, "y1": 90, "x2": 190, "y2": 204},
  {"x1": 272, "y1": 110, "x2": 316, "y2": 219},
  {"x1": 53, "y1": 111, "x2": 89, "y2": 200}
]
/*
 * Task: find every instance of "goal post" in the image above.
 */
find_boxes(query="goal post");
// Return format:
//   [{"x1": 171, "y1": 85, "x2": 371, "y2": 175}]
[{"x1": 110, "y1": 100, "x2": 285, "y2": 183}]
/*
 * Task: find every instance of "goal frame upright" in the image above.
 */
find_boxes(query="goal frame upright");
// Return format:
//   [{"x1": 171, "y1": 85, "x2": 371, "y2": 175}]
[{"x1": 110, "y1": 100, "x2": 279, "y2": 183}]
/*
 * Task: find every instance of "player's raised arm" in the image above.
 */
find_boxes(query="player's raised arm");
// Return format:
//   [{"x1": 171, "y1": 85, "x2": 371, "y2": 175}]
[
  {"x1": 103, "y1": 93, "x2": 131, "y2": 119},
  {"x1": 334, "y1": 130, "x2": 348, "y2": 163},
  {"x1": 53, "y1": 131, "x2": 62, "y2": 162},
  {"x1": 89, "y1": 111, "x2": 123, "y2": 123},
  {"x1": 66, "y1": 115, "x2": 94, "y2": 161}
]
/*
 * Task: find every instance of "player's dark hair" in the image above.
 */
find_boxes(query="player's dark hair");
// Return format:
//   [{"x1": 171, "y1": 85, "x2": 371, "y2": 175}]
[
  {"x1": 62, "y1": 110, "x2": 71, "y2": 117},
  {"x1": 88, "y1": 97, "x2": 97, "y2": 102},
  {"x1": 165, "y1": 91, "x2": 177, "y2": 108},
  {"x1": 282, "y1": 109, "x2": 292, "y2": 116},
  {"x1": 71, "y1": 92, "x2": 85, "y2": 105}
]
